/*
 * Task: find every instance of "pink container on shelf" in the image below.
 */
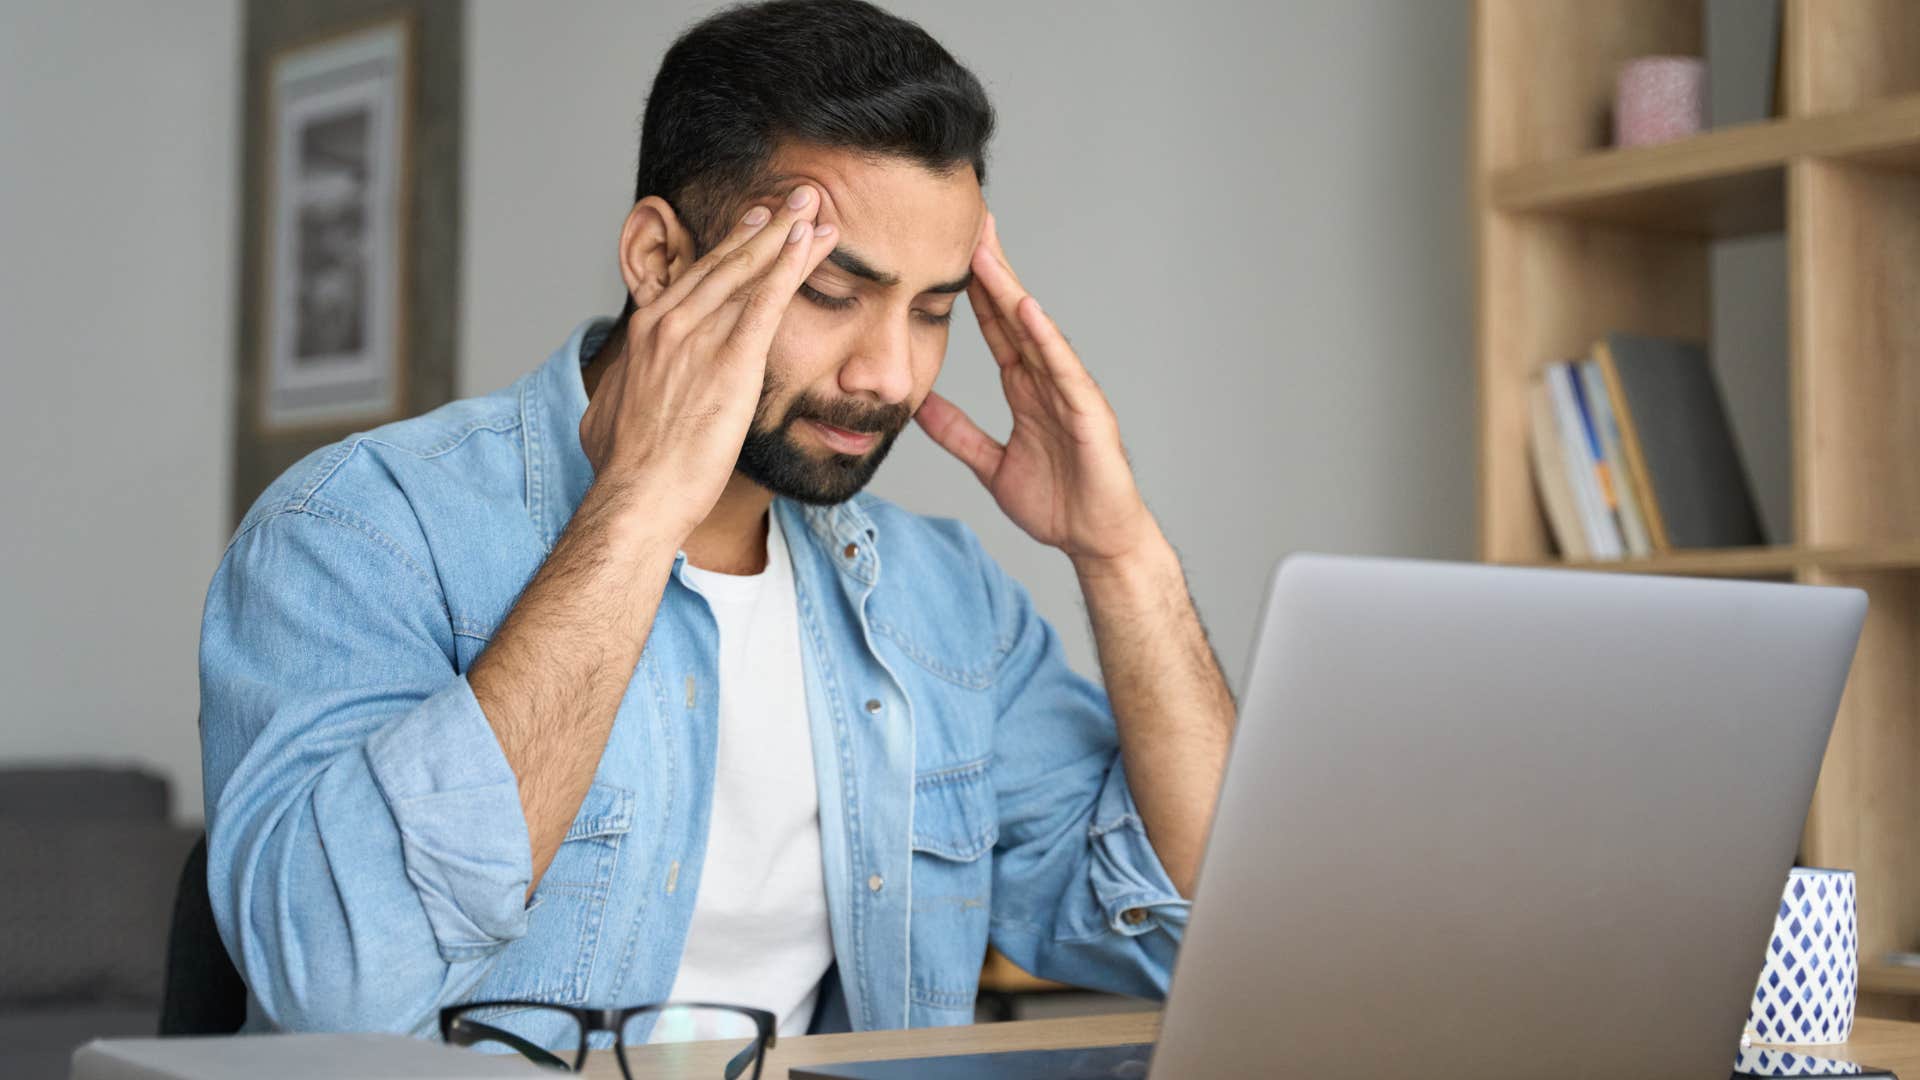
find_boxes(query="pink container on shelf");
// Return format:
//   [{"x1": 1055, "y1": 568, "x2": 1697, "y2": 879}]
[{"x1": 1614, "y1": 56, "x2": 1706, "y2": 148}]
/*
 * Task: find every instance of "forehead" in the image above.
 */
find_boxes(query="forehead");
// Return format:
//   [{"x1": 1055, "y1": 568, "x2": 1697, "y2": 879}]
[{"x1": 755, "y1": 142, "x2": 984, "y2": 286}]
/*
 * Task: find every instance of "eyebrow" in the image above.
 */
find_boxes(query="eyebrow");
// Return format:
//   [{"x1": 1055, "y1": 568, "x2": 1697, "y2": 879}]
[{"x1": 825, "y1": 246, "x2": 973, "y2": 296}]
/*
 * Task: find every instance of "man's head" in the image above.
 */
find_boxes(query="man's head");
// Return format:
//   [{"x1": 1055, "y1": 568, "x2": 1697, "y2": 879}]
[{"x1": 616, "y1": 0, "x2": 994, "y2": 505}]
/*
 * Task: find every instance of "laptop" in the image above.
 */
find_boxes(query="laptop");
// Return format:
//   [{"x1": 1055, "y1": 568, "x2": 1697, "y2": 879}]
[{"x1": 797, "y1": 555, "x2": 1870, "y2": 1080}]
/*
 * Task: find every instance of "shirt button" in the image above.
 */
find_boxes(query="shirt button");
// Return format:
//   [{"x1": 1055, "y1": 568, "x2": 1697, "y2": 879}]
[
  {"x1": 1121, "y1": 907, "x2": 1149, "y2": 926},
  {"x1": 865, "y1": 698, "x2": 882, "y2": 714},
  {"x1": 868, "y1": 874, "x2": 885, "y2": 893},
  {"x1": 843, "y1": 542, "x2": 859, "y2": 559}
]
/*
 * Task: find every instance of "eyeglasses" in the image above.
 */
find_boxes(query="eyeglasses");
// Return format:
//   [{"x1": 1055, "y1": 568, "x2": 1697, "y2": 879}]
[{"x1": 439, "y1": 1000, "x2": 778, "y2": 1080}]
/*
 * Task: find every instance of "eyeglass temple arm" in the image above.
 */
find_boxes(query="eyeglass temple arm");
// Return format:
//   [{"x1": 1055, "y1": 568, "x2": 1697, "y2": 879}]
[
  {"x1": 447, "y1": 1016, "x2": 573, "y2": 1070},
  {"x1": 721, "y1": 1022, "x2": 775, "y2": 1080}
]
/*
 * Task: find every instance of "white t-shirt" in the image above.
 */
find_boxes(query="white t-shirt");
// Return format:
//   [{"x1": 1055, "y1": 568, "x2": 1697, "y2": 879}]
[{"x1": 665, "y1": 511, "x2": 832, "y2": 1039}]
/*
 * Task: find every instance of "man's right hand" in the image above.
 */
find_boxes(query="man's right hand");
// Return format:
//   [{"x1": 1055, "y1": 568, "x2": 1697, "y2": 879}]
[{"x1": 579, "y1": 184, "x2": 838, "y2": 546}]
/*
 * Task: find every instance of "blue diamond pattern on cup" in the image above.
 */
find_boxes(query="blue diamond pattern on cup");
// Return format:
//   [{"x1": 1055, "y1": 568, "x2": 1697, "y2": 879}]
[{"x1": 1747, "y1": 869, "x2": 1857, "y2": 1047}]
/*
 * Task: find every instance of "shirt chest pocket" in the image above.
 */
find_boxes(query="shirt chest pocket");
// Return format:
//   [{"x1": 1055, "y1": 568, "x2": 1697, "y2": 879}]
[
  {"x1": 478, "y1": 782, "x2": 634, "y2": 1006},
  {"x1": 908, "y1": 759, "x2": 998, "y2": 1019}
]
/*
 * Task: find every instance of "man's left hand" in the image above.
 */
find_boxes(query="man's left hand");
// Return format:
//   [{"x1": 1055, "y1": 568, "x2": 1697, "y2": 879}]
[{"x1": 915, "y1": 212, "x2": 1160, "y2": 567}]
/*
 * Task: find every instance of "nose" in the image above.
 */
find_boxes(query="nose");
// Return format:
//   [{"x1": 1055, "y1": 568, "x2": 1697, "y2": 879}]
[{"x1": 837, "y1": 312, "x2": 915, "y2": 406}]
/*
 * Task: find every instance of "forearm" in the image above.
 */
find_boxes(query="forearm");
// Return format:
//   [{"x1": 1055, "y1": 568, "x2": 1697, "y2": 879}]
[
  {"x1": 468, "y1": 474, "x2": 678, "y2": 896},
  {"x1": 1073, "y1": 526, "x2": 1235, "y2": 896}
]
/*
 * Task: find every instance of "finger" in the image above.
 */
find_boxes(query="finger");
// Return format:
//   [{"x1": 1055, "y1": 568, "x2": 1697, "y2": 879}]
[
  {"x1": 969, "y1": 237, "x2": 1046, "y2": 362},
  {"x1": 659, "y1": 185, "x2": 823, "y2": 324},
  {"x1": 981, "y1": 211, "x2": 1022, "y2": 290},
  {"x1": 723, "y1": 218, "x2": 839, "y2": 351},
  {"x1": 913, "y1": 390, "x2": 1004, "y2": 489},
  {"x1": 1012, "y1": 294, "x2": 1109, "y2": 416},
  {"x1": 966, "y1": 280, "x2": 1021, "y2": 370},
  {"x1": 641, "y1": 200, "x2": 779, "y2": 317}
]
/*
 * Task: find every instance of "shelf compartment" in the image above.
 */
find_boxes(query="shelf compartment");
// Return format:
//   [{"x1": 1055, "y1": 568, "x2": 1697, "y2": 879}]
[
  {"x1": 1489, "y1": 94, "x2": 1920, "y2": 236},
  {"x1": 1862, "y1": 963, "x2": 1920, "y2": 998},
  {"x1": 1499, "y1": 541, "x2": 1920, "y2": 578}
]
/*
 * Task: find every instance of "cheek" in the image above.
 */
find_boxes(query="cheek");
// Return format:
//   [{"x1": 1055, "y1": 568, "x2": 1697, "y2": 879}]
[
  {"x1": 913, "y1": 330, "x2": 948, "y2": 390},
  {"x1": 768, "y1": 303, "x2": 855, "y2": 394}
]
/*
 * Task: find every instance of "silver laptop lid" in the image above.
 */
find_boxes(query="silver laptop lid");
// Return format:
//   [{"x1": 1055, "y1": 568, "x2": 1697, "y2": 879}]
[{"x1": 1152, "y1": 555, "x2": 1865, "y2": 1080}]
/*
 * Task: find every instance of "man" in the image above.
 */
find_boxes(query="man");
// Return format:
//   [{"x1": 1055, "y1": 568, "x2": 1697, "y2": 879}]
[{"x1": 199, "y1": 0, "x2": 1234, "y2": 1047}]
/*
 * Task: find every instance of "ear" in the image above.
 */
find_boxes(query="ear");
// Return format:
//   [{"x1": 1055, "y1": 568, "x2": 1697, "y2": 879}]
[{"x1": 618, "y1": 195, "x2": 698, "y2": 310}]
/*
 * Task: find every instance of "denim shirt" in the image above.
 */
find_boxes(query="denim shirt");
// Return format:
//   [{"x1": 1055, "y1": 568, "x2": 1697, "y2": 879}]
[{"x1": 198, "y1": 318, "x2": 1188, "y2": 1043}]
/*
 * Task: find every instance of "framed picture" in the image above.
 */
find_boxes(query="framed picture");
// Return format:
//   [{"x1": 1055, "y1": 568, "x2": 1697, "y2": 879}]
[
  {"x1": 261, "y1": 18, "x2": 409, "y2": 431},
  {"x1": 234, "y1": 0, "x2": 460, "y2": 523}
]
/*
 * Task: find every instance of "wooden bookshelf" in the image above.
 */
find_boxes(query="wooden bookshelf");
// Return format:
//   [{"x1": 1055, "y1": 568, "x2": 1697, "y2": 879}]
[
  {"x1": 1475, "y1": 0, "x2": 1920, "y2": 1019},
  {"x1": 1502, "y1": 541, "x2": 1920, "y2": 579}
]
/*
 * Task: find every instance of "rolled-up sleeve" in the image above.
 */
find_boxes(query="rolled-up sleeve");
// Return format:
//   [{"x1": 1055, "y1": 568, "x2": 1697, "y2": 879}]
[
  {"x1": 199, "y1": 503, "x2": 532, "y2": 1033},
  {"x1": 975, "y1": 541, "x2": 1189, "y2": 998}
]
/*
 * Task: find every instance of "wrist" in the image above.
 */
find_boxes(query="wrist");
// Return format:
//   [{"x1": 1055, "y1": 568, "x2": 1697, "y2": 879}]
[
  {"x1": 1070, "y1": 521, "x2": 1180, "y2": 592},
  {"x1": 575, "y1": 475, "x2": 687, "y2": 567}
]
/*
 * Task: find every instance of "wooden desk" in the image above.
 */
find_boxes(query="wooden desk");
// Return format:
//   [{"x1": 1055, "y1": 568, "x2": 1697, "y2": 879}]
[
  {"x1": 587, "y1": 1012, "x2": 1156, "y2": 1079},
  {"x1": 588, "y1": 1013, "x2": 1920, "y2": 1078}
]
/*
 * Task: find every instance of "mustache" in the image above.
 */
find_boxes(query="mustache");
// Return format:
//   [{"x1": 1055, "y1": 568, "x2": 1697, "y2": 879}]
[{"x1": 781, "y1": 393, "x2": 911, "y2": 438}]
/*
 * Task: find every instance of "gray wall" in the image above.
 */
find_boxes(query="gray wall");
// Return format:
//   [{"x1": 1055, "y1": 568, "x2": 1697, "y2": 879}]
[
  {"x1": 1708, "y1": 0, "x2": 1792, "y2": 544},
  {"x1": 0, "y1": 1, "x2": 1480, "y2": 818},
  {"x1": 0, "y1": 1, "x2": 238, "y2": 817},
  {"x1": 463, "y1": 0, "x2": 1478, "y2": 683}
]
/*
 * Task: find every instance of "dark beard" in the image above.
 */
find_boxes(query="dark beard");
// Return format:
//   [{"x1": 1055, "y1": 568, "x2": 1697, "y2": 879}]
[{"x1": 736, "y1": 385, "x2": 910, "y2": 506}]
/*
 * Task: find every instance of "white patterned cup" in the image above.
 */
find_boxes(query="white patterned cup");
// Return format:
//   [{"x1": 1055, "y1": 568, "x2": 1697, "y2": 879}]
[{"x1": 1746, "y1": 868, "x2": 1858, "y2": 1045}]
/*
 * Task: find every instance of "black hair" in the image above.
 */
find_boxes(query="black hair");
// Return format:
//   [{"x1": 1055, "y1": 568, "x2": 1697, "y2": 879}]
[{"x1": 618, "y1": 0, "x2": 995, "y2": 322}]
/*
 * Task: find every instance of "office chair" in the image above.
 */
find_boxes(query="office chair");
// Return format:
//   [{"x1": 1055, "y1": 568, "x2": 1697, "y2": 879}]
[{"x1": 158, "y1": 834, "x2": 248, "y2": 1035}]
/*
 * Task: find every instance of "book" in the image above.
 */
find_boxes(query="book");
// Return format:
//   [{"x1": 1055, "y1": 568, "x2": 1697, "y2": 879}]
[
  {"x1": 1564, "y1": 358, "x2": 1633, "y2": 552},
  {"x1": 1594, "y1": 333, "x2": 1764, "y2": 551},
  {"x1": 1579, "y1": 358, "x2": 1654, "y2": 557},
  {"x1": 1527, "y1": 375, "x2": 1589, "y2": 560},
  {"x1": 1544, "y1": 362, "x2": 1624, "y2": 559},
  {"x1": 71, "y1": 1033, "x2": 542, "y2": 1080}
]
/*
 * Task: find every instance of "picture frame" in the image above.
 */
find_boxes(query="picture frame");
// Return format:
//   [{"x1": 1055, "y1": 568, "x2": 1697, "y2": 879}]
[
  {"x1": 259, "y1": 17, "x2": 411, "y2": 433},
  {"x1": 234, "y1": 0, "x2": 461, "y2": 524}
]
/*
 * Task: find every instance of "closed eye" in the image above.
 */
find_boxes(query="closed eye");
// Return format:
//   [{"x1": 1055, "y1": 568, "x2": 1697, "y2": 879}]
[
  {"x1": 800, "y1": 283, "x2": 953, "y2": 326},
  {"x1": 799, "y1": 282, "x2": 856, "y2": 311}
]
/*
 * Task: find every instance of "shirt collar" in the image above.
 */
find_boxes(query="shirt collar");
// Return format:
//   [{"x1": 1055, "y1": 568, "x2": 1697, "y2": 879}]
[{"x1": 524, "y1": 318, "x2": 879, "y2": 574}]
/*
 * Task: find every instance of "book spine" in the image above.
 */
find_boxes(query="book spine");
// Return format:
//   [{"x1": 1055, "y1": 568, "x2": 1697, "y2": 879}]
[
  {"x1": 1564, "y1": 359, "x2": 1626, "y2": 544},
  {"x1": 1580, "y1": 358, "x2": 1653, "y2": 558},
  {"x1": 1545, "y1": 362, "x2": 1623, "y2": 559},
  {"x1": 1528, "y1": 375, "x2": 1589, "y2": 561},
  {"x1": 1595, "y1": 342, "x2": 1671, "y2": 552}
]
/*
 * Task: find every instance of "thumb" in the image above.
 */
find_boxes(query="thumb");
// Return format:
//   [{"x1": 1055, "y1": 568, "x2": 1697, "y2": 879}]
[{"x1": 914, "y1": 391, "x2": 1004, "y2": 489}]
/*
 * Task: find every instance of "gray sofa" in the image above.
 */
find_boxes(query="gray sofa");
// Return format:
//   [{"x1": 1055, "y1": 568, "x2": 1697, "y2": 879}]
[{"x1": 0, "y1": 766, "x2": 199, "y2": 1079}]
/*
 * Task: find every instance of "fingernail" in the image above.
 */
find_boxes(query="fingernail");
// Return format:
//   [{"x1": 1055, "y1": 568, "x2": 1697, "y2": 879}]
[
  {"x1": 788, "y1": 185, "x2": 813, "y2": 209},
  {"x1": 813, "y1": 223, "x2": 834, "y2": 237},
  {"x1": 743, "y1": 205, "x2": 771, "y2": 227},
  {"x1": 787, "y1": 219, "x2": 809, "y2": 244}
]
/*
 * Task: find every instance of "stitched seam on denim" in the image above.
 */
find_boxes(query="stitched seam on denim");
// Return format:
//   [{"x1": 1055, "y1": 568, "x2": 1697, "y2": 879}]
[
  {"x1": 910, "y1": 984, "x2": 977, "y2": 1008},
  {"x1": 220, "y1": 439, "x2": 360, "y2": 556},
  {"x1": 291, "y1": 439, "x2": 362, "y2": 506},
  {"x1": 1087, "y1": 813, "x2": 1147, "y2": 842},
  {"x1": 911, "y1": 832, "x2": 995, "y2": 860},
  {"x1": 913, "y1": 757, "x2": 991, "y2": 789},
  {"x1": 353, "y1": 412, "x2": 520, "y2": 461},
  {"x1": 451, "y1": 619, "x2": 494, "y2": 642},
  {"x1": 532, "y1": 881, "x2": 608, "y2": 895},
  {"x1": 799, "y1": 579, "x2": 871, "y2": 1029},
  {"x1": 296, "y1": 499, "x2": 439, "y2": 590},
  {"x1": 578, "y1": 794, "x2": 632, "y2": 1001},
  {"x1": 606, "y1": 647, "x2": 676, "y2": 1002},
  {"x1": 521, "y1": 378, "x2": 547, "y2": 548},
  {"x1": 868, "y1": 618, "x2": 1000, "y2": 689},
  {"x1": 911, "y1": 760, "x2": 994, "y2": 858}
]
